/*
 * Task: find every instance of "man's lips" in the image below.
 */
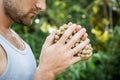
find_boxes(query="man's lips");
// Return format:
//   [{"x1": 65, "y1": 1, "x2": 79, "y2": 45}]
[
  {"x1": 28, "y1": 11, "x2": 37, "y2": 19},
  {"x1": 30, "y1": 11, "x2": 37, "y2": 15}
]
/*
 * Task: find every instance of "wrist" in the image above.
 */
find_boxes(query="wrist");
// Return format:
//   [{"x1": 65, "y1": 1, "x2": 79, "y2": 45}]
[{"x1": 33, "y1": 65, "x2": 55, "y2": 80}]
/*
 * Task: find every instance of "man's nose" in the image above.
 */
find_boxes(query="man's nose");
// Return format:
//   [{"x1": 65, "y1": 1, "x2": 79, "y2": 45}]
[{"x1": 35, "y1": 1, "x2": 46, "y2": 11}]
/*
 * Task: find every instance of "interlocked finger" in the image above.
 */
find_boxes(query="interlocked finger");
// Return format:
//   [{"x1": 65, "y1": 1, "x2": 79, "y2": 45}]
[
  {"x1": 72, "y1": 48, "x2": 77, "y2": 55},
  {"x1": 66, "y1": 28, "x2": 86, "y2": 49},
  {"x1": 58, "y1": 24, "x2": 77, "y2": 44},
  {"x1": 70, "y1": 38, "x2": 90, "y2": 56},
  {"x1": 80, "y1": 51, "x2": 93, "y2": 60}
]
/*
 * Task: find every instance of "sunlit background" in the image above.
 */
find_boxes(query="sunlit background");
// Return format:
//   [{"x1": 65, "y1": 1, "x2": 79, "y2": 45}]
[{"x1": 12, "y1": 0, "x2": 120, "y2": 80}]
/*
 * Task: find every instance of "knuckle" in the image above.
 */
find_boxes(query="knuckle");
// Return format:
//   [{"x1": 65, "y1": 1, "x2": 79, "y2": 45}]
[
  {"x1": 70, "y1": 38, "x2": 76, "y2": 43},
  {"x1": 55, "y1": 43, "x2": 61, "y2": 48},
  {"x1": 83, "y1": 58, "x2": 89, "y2": 60},
  {"x1": 62, "y1": 33, "x2": 69, "y2": 39},
  {"x1": 84, "y1": 33, "x2": 88, "y2": 37},
  {"x1": 47, "y1": 35, "x2": 54, "y2": 42},
  {"x1": 83, "y1": 38, "x2": 90, "y2": 44},
  {"x1": 82, "y1": 53, "x2": 92, "y2": 60},
  {"x1": 77, "y1": 28, "x2": 86, "y2": 36},
  {"x1": 77, "y1": 25, "x2": 82, "y2": 28},
  {"x1": 82, "y1": 28, "x2": 87, "y2": 32},
  {"x1": 69, "y1": 24, "x2": 76, "y2": 30},
  {"x1": 67, "y1": 39, "x2": 76, "y2": 48},
  {"x1": 78, "y1": 28, "x2": 86, "y2": 34},
  {"x1": 86, "y1": 38, "x2": 90, "y2": 43},
  {"x1": 42, "y1": 44, "x2": 47, "y2": 49}
]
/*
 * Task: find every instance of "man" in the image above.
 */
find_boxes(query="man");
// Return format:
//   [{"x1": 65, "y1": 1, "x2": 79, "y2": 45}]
[{"x1": 0, "y1": 0, "x2": 91, "y2": 80}]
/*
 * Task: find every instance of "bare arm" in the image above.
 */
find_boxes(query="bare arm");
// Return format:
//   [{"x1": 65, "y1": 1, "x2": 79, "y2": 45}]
[
  {"x1": 33, "y1": 23, "x2": 91, "y2": 80},
  {"x1": 0, "y1": 45, "x2": 7, "y2": 76}
]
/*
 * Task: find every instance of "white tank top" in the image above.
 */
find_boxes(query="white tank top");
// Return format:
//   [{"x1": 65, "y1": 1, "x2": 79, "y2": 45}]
[{"x1": 0, "y1": 34, "x2": 37, "y2": 80}]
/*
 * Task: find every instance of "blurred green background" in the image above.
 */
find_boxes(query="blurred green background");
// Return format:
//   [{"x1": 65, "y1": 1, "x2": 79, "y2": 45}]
[{"x1": 11, "y1": 0, "x2": 120, "y2": 80}]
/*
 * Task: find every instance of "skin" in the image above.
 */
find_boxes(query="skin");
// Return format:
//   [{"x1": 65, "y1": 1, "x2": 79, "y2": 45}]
[{"x1": 0, "y1": 0, "x2": 91, "y2": 80}]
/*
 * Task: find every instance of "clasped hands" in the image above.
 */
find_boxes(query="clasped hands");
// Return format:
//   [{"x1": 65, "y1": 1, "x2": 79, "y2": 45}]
[{"x1": 38, "y1": 22, "x2": 92, "y2": 78}]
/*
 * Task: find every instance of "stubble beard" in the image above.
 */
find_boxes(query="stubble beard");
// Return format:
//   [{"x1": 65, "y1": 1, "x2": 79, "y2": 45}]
[{"x1": 3, "y1": 0, "x2": 34, "y2": 26}]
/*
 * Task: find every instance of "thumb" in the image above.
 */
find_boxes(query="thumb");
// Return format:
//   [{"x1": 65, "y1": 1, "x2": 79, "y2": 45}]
[{"x1": 43, "y1": 30, "x2": 56, "y2": 48}]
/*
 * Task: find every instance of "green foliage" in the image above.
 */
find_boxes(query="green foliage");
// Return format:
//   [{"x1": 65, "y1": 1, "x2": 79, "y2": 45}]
[{"x1": 105, "y1": 26, "x2": 120, "y2": 80}]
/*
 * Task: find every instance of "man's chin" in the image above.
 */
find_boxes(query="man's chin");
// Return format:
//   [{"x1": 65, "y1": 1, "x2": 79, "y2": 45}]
[
  {"x1": 24, "y1": 16, "x2": 35, "y2": 26},
  {"x1": 22, "y1": 21, "x2": 32, "y2": 26},
  {"x1": 18, "y1": 18, "x2": 33, "y2": 26},
  {"x1": 16, "y1": 14, "x2": 36, "y2": 26}
]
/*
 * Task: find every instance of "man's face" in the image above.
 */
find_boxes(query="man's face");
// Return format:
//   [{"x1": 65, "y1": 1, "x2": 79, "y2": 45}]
[{"x1": 3, "y1": 0, "x2": 46, "y2": 26}]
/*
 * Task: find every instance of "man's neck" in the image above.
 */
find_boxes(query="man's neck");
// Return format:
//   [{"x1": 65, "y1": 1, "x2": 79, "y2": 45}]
[{"x1": 0, "y1": 0, "x2": 13, "y2": 30}]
